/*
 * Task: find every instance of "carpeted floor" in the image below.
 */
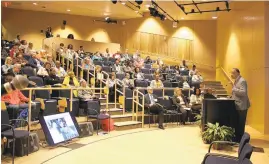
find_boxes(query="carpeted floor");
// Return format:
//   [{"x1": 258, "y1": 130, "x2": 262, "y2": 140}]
[{"x1": 2, "y1": 125, "x2": 269, "y2": 164}]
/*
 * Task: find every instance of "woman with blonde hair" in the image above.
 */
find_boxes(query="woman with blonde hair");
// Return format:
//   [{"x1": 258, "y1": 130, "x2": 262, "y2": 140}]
[
  {"x1": 62, "y1": 71, "x2": 79, "y2": 97},
  {"x1": 172, "y1": 87, "x2": 193, "y2": 124},
  {"x1": 2, "y1": 57, "x2": 13, "y2": 74}
]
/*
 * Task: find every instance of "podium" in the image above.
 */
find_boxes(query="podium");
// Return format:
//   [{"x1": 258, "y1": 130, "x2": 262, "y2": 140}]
[{"x1": 202, "y1": 99, "x2": 238, "y2": 138}]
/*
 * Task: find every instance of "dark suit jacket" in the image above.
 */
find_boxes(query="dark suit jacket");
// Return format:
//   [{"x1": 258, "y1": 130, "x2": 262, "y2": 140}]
[
  {"x1": 203, "y1": 93, "x2": 216, "y2": 99},
  {"x1": 172, "y1": 95, "x2": 188, "y2": 108},
  {"x1": 144, "y1": 93, "x2": 158, "y2": 108}
]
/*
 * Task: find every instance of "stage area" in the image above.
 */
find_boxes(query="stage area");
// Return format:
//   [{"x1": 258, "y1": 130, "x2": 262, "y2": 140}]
[{"x1": 2, "y1": 125, "x2": 269, "y2": 164}]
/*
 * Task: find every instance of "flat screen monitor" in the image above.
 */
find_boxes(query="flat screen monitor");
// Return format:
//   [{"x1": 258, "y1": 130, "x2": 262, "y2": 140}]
[{"x1": 39, "y1": 112, "x2": 80, "y2": 146}]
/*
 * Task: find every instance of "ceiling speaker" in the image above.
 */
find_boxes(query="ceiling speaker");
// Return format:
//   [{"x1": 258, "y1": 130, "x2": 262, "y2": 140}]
[{"x1": 111, "y1": 0, "x2": 117, "y2": 4}]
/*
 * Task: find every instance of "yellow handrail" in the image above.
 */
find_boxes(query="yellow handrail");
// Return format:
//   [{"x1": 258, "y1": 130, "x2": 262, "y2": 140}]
[
  {"x1": 114, "y1": 79, "x2": 125, "y2": 114},
  {"x1": 132, "y1": 89, "x2": 145, "y2": 127},
  {"x1": 218, "y1": 66, "x2": 233, "y2": 84}
]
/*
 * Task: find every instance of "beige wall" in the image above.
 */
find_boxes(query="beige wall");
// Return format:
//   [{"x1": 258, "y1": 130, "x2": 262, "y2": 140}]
[
  {"x1": 216, "y1": 1, "x2": 268, "y2": 134},
  {"x1": 265, "y1": 2, "x2": 269, "y2": 134},
  {"x1": 2, "y1": 7, "x2": 217, "y2": 80}
]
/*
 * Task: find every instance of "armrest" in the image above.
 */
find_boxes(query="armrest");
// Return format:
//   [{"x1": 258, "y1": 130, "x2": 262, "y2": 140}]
[
  {"x1": 1, "y1": 124, "x2": 15, "y2": 135},
  {"x1": 9, "y1": 119, "x2": 30, "y2": 131},
  {"x1": 208, "y1": 141, "x2": 238, "y2": 153},
  {"x1": 202, "y1": 153, "x2": 238, "y2": 164}
]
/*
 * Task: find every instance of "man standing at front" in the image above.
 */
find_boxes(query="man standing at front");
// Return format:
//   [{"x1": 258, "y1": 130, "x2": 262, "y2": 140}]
[{"x1": 231, "y1": 68, "x2": 250, "y2": 142}]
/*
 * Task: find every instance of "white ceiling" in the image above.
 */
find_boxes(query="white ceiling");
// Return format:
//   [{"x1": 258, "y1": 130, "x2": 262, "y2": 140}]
[{"x1": 2, "y1": 1, "x2": 232, "y2": 20}]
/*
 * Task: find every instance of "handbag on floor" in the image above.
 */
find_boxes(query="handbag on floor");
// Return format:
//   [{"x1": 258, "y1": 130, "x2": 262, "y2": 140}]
[
  {"x1": 78, "y1": 122, "x2": 94, "y2": 137},
  {"x1": 29, "y1": 132, "x2": 40, "y2": 153}
]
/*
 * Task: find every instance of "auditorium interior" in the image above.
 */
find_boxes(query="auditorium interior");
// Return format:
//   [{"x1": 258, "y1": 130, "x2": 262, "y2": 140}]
[{"x1": 1, "y1": 1, "x2": 269, "y2": 164}]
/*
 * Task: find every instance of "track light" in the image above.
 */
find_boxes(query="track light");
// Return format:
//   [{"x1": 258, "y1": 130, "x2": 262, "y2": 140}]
[
  {"x1": 111, "y1": 0, "x2": 117, "y2": 4},
  {"x1": 104, "y1": 17, "x2": 118, "y2": 24},
  {"x1": 225, "y1": 1, "x2": 229, "y2": 9},
  {"x1": 135, "y1": 0, "x2": 143, "y2": 5}
]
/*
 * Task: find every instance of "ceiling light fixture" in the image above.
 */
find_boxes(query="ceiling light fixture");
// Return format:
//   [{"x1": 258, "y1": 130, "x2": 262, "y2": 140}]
[
  {"x1": 104, "y1": 13, "x2": 109, "y2": 16},
  {"x1": 145, "y1": 4, "x2": 150, "y2": 7},
  {"x1": 212, "y1": 16, "x2": 218, "y2": 19},
  {"x1": 67, "y1": 9, "x2": 71, "y2": 12},
  {"x1": 121, "y1": 2, "x2": 126, "y2": 5},
  {"x1": 181, "y1": 17, "x2": 184, "y2": 20},
  {"x1": 174, "y1": 0, "x2": 231, "y2": 15},
  {"x1": 150, "y1": 1, "x2": 178, "y2": 22},
  {"x1": 135, "y1": 10, "x2": 138, "y2": 13},
  {"x1": 33, "y1": 2, "x2": 37, "y2": 5}
]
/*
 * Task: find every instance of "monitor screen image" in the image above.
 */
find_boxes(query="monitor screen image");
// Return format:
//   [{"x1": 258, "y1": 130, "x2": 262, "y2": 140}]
[{"x1": 42, "y1": 112, "x2": 79, "y2": 145}]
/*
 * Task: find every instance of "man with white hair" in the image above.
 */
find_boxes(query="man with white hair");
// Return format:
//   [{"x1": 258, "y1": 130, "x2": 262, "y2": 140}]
[
  {"x1": 144, "y1": 87, "x2": 165, "y2": 130},
  {"x1": 7, "y1": 64, "x2": 22, "y2": 76}
]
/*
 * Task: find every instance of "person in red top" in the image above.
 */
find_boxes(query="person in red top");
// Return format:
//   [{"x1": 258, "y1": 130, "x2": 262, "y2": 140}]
[{"x1": 1, "y1": 76, "x2": 29, "y2": 119}]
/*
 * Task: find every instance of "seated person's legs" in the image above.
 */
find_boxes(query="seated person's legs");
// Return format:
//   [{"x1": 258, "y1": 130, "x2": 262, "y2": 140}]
[{"x1": 149, "y1": 104, "x2": 164, "y2": 126}]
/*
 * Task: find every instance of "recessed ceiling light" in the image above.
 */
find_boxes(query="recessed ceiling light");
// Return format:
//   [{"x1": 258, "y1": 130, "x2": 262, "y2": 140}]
[
  {"x1": 33, "y1": 2, "x2": 37, "y2": 5},
  {"x1": 104, "y1": 13, "x2": 109, "y2": 16},
  {"x1": 135, "y1": 10, "x2": 138, "y2": 13},
  {"x1": 67, "y1": 9, "x2": 71, "y2": 12},
  {"x1": 212, "y1": 16, "x2": 218, "y2": 19},
  {"x1": 121, "y1": 2, "x2": 126, "y2": 5},
  {"x1": 145, "y1": 4, "x2": 150, "y2": 7},
  {"x1": 181, "y1": 17, "x2": 184, "y2": 20}
]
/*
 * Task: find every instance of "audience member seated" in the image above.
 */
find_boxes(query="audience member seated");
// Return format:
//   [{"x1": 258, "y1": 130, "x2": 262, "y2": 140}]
[
  {"x1": 78, "y1": 79, "x2": 96, "y2": 99},
  {"x1": 103, "y1": 48, "x2": 111, "y2": 58},
  {"x1": 192, "y1": 71, "x2": 203, "y2": 83},
  {"x1": 144, "y1": 87, "x2": 165, "y2": 130},
  {"x1": 94, "y1": 65, "x2": 103, "y2": 88},
  {"x1": 180, "y1": 60, "x2": 189, "y2": 70},
  {"x1": 123, "y1": 60, "x2": 134, "y2": 76},
  {"x1": 7, "y1": 64, "x2": 22, "y2": 76},
  {"x1": 156, "y1": 58, "x2": 164, "y2": 67},
  {"x1": 28, "y1": 52, "x2": 43, "y2": 69},
  {"x1": 172, "y1": 88, "x2": 193, "y2": 124},
  {"x1": 37, "y1": 62, "x2": 51, "y2": 77},
  {"x1": 189, "y1": 65, "x2": 197, "y2": 76},
  {"x1": 121, "y1": 49, "x2": 131, "y2": 62},
  {"x1": 9, "y1": 43, "x2": 20, "y2": 58},
  {"x1": 122, "y1": 73, "x2": 135, "y2": 89},
  {"x1": 182, "y1": 77, "x2": 191, "y2": 89},
  {"x1": 55, "y1": 61, "x2": 67, "y2": 78},
  {"x1": 39, "y1": 49, "x2": 49, "y2": 63},
  {"x1": 134, "y1": 67, "x2": 144, "y2": 80},
  {"x1": 133, "y1": 54, "x2": 144, "y2": 68},
  {"x1": 2, "y1": 57, "x2": 13, "y2": 74},
  {"x1": 19, "y1": 40, "x2": 28, "y2": 53},
  {"x1": 174, "y1": 65, "x2": 181, "y2": 75},
  {"x1": 150, "y1": 74, "x2": 164, "y2": 88},
  {"x1": 14, "y1": 34, "x2": 21, "y2": 44},
  {"x1": 56, "y1": 43, "x2": 65, "y2": 60},
  {"x1": 44, "y1": 67, "x2": 61, "y2": 85},
  {"x1": 92, "y1": 51, "x2": 103, "y2": 61},
  {"x1": 1, "y1": 75, "x2": 29, "y2": 119},
  {"x1": 47, "y1": 55, "x2": 56, "y2": 67},
  {"x1": 113, "y1": 51, "x2": 121, "y2": 59},
  {"x1": 144, "y1": 56, "x2": 153, "y2": 64},
  {"x1": 77, "y1": 46, "x2": 84, "y2": 56},
  {"x1": 203, "y1": 88, "x2": 217, "y2": 99},
  {"x1": 25, "y1": 42, "x2": 34, "y2": 55},
  {"x1": 113, "y1": 59, "x2": 124, "y2": 73},
  {"x1": 190, "y1": 88, "x2": 202, "y2": 113},
  {"x1": 82, "y1": 58, "x2": 93, "y2": 70},
  {"x1": 132, "y1": 50, "x2": 140, "y2": 59},
  {"x1": 13, "y1": 52, "x2": 28, "y2": 66},
  {"x1": 62, "y1": 71, "x2": 80, "y2": 97}
]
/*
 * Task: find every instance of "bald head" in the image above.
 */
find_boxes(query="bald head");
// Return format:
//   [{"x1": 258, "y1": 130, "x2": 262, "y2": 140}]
[{"x1": 231, "y1": 68, "x2": 240, "y2": 79}]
